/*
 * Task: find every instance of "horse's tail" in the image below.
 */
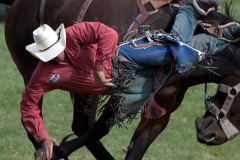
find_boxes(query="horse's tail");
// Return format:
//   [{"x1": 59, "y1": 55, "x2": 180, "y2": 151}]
[{"x1": 1, "y1": 0, "x2": 15, "y2": 6}]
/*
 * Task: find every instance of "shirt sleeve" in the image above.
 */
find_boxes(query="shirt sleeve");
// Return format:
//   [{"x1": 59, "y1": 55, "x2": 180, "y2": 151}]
[
  {"x1": 70, "y1": 22, "x2": 118, "y2": 71},
  {"x1": 20, "y1": 76, "x2": 52, "y2": 142}
]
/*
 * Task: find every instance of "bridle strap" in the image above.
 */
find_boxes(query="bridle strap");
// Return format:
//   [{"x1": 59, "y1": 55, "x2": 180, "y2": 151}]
[
  {"x1": 205, "y1": 83, "x2": 240, "y2": 140},
  {"x1": 218, "y1": 83, "x2": 240, "y2": 140},
  {"x1": 218, "y1": 83, "x2": 240, "y2": 116},
  {"x1": 220, "y1": 117, "x2": 240, "y2": 140}
]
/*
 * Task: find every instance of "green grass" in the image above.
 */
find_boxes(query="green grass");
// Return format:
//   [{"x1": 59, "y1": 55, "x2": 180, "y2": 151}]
[
  {"x1": 1, "y1": 1, "x2": 240, "y2": 159},
  {"x1": 218, "y1": 0, "x2": 240, "y2": 19}
]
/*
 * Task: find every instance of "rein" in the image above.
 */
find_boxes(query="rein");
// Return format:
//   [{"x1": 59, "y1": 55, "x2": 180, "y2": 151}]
[{"x1": 205, "y1": 83, "x2": 240, "y2": 140}]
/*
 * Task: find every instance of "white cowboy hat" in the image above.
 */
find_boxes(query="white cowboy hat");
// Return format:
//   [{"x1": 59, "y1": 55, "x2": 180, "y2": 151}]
[{"x1": 26, "y1": 23, "x2": 66, "y2": 62}]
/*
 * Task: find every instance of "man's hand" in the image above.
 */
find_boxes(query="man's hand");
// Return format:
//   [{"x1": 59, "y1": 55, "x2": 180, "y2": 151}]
[
  {"x1": 94, "y1": 70, "x2": 114, "y2": 87},
  {"x1": 40, "y1": 138, "x2": 59, "y2": 160}
]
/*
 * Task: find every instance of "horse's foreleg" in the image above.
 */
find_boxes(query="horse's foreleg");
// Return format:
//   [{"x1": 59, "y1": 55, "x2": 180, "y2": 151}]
[
  {"x1": 52, "y1": 103, "x2": 114, "y2": 160},
  {"x1": 125, "y1": 113, "x2": 171, "y2": 160},
  {"x1": 70, "y1": 94, "x2": 114, "y2": 160}
]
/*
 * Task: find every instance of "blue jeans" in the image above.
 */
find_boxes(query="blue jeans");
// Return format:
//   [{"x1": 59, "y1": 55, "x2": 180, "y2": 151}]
[
  {"x1": 112, "y1": 38, "x2": 175, "y2": 118},
  {"x1": 106, "y1": 5, "x2": 232, "y2": 124},
  {"x1": 171, "y1": 5, "x2": 230, "y2": 54},
  {"x1": 110, "y1": 57, "x2": 155, "y2": 120}
]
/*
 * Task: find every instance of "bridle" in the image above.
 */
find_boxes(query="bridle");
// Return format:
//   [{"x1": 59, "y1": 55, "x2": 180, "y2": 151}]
[{"x1": 205, "y1": 82, "x2": 240, "y2": 140}]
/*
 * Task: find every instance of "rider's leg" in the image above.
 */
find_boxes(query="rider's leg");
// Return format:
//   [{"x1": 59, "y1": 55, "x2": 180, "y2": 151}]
[
  {"x1": 189, "y1": 33, "x2": 230, "y2": 55},
  {"x1": 167, "y1": 1, "x2": 223, "y2": 74},
  {"x1": 170, "y1": 4, "x2": 199, "y2": 43},
  {"x1": 114, "y1": 76, "x2": 155, "y2": 121},
  {"x1": 170, "y1": 0, "x2": 219, "y2": 43}
]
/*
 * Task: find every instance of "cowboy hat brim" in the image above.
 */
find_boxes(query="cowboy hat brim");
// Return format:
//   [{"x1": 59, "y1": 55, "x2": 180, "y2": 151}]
[{"x1": 26, "y1": 23, "x2": 66, "y2": 62}]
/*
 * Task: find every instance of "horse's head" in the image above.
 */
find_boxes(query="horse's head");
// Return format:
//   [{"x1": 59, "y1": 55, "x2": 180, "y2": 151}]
[{"x1": 196, "y1": 72, "x2": 240, "y2": 145}]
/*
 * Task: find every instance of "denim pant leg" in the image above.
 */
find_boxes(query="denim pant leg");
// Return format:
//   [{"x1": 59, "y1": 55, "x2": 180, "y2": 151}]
[
  {"x1": 170, "y1": 5, "x2": 199, "y2": 43},
  {"x1": 111, "y1": 59, "x2": 155, "y2": 121},
  {"x1": 189, "y1": 33, "x2": 230, "y2": 55},
  {"x1": 118, "y1": 76, "x2": 154, "y2": 116}
]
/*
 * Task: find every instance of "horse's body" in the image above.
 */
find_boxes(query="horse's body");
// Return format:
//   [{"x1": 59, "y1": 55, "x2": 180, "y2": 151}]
[
  {"x1": 4, "y1": 0, "x2": 240, "y2": 159},
  {"x1": 4, "y1": 0, "x2": 176, "y2": 159}
]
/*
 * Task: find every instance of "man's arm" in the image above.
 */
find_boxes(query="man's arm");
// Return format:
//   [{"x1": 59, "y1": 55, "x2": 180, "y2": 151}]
[
  {"x1": 69, "y1": 22, "x2": 118, "y2": 86},
  {"x1": 94, "y1": 70, "x2": 113, "y2": 87},
  {"x1": 20, "y1": 77, "x2": 58, "y2": 160}
]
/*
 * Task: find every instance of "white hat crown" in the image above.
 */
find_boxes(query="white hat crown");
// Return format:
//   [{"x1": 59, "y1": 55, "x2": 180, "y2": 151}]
[
  {"x1": 25, "y1": 23, "x2": 66, "y2": 62},
  {"x1": 33, "y1": 24, "x2": 59, "y2": 51}
]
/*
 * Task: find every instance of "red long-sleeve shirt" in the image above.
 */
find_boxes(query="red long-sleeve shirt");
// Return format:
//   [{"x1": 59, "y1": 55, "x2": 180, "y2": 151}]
[{"x1": 20, "y1": 22, "x2": 118, "y2": 142}]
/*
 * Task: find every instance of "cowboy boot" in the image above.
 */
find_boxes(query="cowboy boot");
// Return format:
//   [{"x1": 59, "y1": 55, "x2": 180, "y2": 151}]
[{"x1": 185, "y1": 0, "x2": 219, "y2": 16}]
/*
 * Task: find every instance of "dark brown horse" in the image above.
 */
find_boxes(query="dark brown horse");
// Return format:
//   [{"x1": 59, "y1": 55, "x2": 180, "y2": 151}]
[
  {"x1": 4, "y1": 0, "x2": 240, "y2": 159},
  {"x1": 4, "y1": 0, "x2": 176, "y2": 159}
]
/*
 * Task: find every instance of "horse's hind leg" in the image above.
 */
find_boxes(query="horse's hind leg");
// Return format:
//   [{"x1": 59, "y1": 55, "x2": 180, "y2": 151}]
[
  {"x1": 125, "y1": 114, "x2": 171, "y2": 160},
  {"x1": 70, "y1": 94, "x2": 114, "y2": 159}
]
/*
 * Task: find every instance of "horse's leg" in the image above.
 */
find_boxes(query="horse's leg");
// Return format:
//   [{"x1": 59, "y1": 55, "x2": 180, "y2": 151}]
[
  {"x1": 125, "y1": 113, "x2": 171, "y2": 160},
  {"x1": 53, "y1": 107, "x2": 113, "y2": 158},
  {"x1": 70, "y1": 94, "x2": 114, "y2": 159},
  {"x1": 52, "y1": 105, "x2": 114, "y2": 159}
]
